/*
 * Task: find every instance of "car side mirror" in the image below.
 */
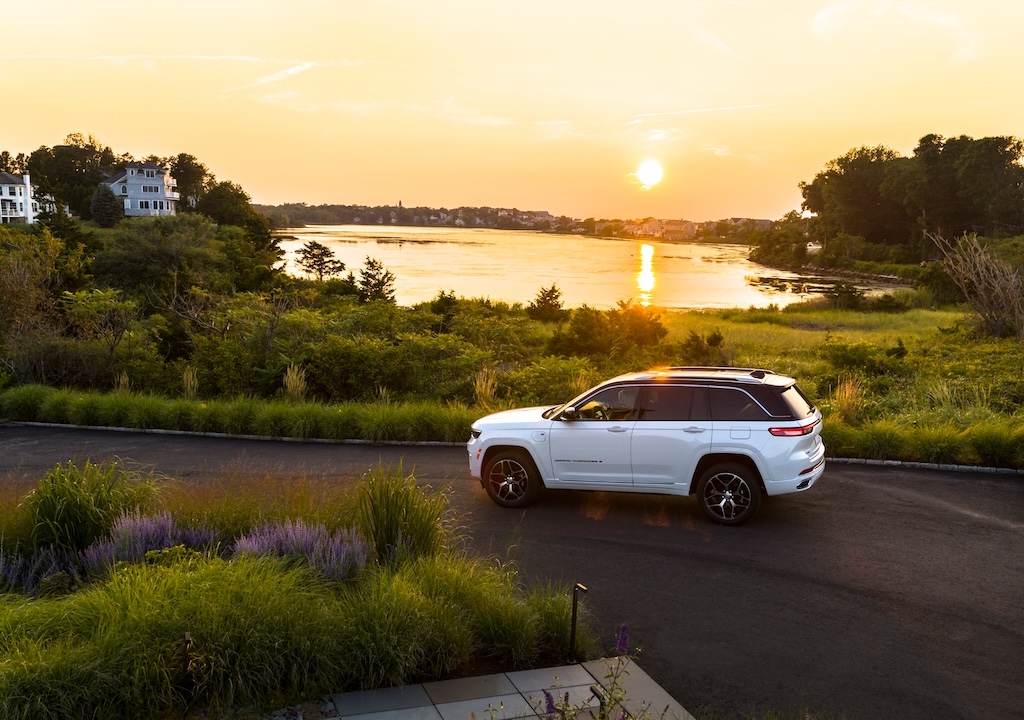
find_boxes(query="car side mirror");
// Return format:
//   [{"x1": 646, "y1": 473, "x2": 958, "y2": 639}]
[{"x1": 561, "y1": 407, "x2": 577, "y2": 421}]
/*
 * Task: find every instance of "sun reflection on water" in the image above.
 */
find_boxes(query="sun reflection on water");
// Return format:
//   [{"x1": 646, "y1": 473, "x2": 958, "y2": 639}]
[{"x1": 637, "y1": 243, "x2": 655, "y2": 305}]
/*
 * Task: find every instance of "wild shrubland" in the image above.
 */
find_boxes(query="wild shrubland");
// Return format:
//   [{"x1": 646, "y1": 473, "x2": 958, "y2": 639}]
[{"x1": 3, "y1": 220, "x2": 1024, "y2": 468}]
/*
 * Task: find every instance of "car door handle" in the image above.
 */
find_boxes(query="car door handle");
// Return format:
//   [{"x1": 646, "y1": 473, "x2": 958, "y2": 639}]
[
  {"x1": 608, "y1": 426, "x2": 629, "y2": 433},
  {"x1": 684, "y1": 427, "x2": 706, "y2": 433}
]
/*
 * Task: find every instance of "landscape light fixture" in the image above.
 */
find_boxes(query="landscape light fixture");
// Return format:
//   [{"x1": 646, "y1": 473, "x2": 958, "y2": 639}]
[{"x1": 570, "y1": 582, "x2": 588, "y2": 662}]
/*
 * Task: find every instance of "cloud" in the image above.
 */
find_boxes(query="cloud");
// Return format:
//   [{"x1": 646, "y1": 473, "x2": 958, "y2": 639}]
[
  {"x1": 436, "y1": 97, "x2": 516, "y2": 127},
  {"x1": 811, "y1": 2, "x2": 980, "y2": 63},
  {"x1": 225, "y1": 62, "x2": 319, "y2": 92}
]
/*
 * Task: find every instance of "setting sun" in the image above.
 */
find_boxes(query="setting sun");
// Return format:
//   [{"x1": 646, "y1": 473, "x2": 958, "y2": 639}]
[{"x1": 636, "y1": 159, "x2": 664, "y2": 190}]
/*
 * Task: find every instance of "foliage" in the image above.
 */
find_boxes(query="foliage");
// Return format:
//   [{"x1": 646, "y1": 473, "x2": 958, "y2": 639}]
[
  {"x1": 527, "y1": 283, "x2": 569, "y2": 322},
  {"x1": 295, "y1": 240, "x2": 346, "y2": 282},
  {"x1": 88, "y1": 183, "x2": 123, "y2": 228},
  {"x1": 356, "y1": 464, "x2": 451, "y2": 566},
  {"x1": 233, "y1": 518, "x2": 369, "y2": 582},
  {"x1": 357, "y1": 256, "x2": 397, "y2": 303},
  {"x1": 930, "y1": 232, "x2": 1023, "y2": 338},
  {"x1": 21, "y1": 460, "x2": 160, "y2": 554},
  {"x1": 799, "y1": 134, "x2": 1024, "y2": 258},
  {"x1": 26, "y1": 133, "x2": 126, "y2": 219}
]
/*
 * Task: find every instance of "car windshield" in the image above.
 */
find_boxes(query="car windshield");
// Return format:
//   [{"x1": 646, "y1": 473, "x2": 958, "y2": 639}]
[{"x1": 542, "y1": 384, "x2": 605, "y2": 419}]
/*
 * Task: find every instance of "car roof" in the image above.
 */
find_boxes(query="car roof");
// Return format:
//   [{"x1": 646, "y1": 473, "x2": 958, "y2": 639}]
[{"x1": 605, "y1": 367, "x2": 796, "y2": 387}]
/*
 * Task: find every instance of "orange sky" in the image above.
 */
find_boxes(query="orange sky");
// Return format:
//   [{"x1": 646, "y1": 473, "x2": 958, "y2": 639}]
[{"x1": 5, "y1": 1, "x2": 1024, "y2": 221}]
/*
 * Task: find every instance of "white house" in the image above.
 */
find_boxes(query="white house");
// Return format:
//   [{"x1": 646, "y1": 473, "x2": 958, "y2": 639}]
[
  {"x1": 0, "y1": 172, "x2": 41, "y2": 224},
  {"x1": 102, "y1": 162, "x2": 179, "y2": 217}
]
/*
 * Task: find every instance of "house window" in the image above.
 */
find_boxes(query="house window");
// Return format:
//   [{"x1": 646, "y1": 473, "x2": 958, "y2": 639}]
[
  {"x1": 139, "y1": 200, "x2": 150, "y2": 209},
  {"x1": 121, "y1": 185, "x2": 128, "y2": 195},
  {"x1": 145, "y1": 170, "x2": 155, "y2": 178}
]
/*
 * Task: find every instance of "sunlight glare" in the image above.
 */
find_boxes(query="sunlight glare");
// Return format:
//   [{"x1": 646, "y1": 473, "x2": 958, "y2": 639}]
[
  {"x1": 637, "y1": 243, "x2": 655, "y2": 306},
  {"x1": 636, "y1": 160, "x2": 664, "y2": 190}
]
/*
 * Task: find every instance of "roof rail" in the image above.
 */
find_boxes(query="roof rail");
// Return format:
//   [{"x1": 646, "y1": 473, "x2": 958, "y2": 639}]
[{"x1": 663, "y1": 366, "x2": 776, "y2": 378}]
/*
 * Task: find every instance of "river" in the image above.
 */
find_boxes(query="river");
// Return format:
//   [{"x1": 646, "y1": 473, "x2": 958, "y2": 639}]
[{"x1": 277, "y1": 225, "x2": 899, "y2": 309}]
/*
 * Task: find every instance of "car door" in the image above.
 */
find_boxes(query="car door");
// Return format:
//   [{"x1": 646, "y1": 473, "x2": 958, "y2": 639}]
[
  {"x1": 548, "y1": 385, "x2": 638, "y2": 485},
  {"x1": 631, "y1": 384, "x2": 711, "y2": 490}
]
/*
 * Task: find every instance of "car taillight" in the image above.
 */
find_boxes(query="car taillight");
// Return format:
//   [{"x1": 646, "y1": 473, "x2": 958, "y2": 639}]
[{"x1": 768, "y1": 418, "x2": 818, "y2": 437}]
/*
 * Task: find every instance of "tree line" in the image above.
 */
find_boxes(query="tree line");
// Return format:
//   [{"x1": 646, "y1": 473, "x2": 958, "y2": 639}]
[{"x1": 749, "y1": 133, "x2": 1024, "y2": 269}]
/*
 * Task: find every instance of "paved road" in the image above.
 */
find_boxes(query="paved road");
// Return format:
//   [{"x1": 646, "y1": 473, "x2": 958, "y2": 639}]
[{"x1": 2, "y1": 425, "x2": 1022, "y2": 720}]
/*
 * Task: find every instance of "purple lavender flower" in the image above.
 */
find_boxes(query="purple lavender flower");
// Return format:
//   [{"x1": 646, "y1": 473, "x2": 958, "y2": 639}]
[
  {"x1": 233, "y1": 519, "x2": 369, "y2": 582},
  {"x1": 543, "y1": 689, "x2": 557, "y2": 718},
  {"x1": 615, "y1": 623, "x2": 630, "y2": 655}
]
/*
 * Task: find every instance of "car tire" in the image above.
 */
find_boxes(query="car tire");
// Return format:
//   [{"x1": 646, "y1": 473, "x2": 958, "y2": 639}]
[
  {"x1": 484, "y1": 449, "x2": 543, "y2": 508},
  {"x1": 697, "y1": 462, "x2": 762, "y2": 525}
]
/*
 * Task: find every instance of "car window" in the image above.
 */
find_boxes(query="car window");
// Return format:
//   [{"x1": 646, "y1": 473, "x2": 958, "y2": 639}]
[
  {"x1": 780, "y1": 384, "x2": 816, "y2": 419},
  {"x1": 709, "y1": 387, "x2": 771, "y2": 421},
  {"x1": 638, "y1": 386, "x2": 702, "y2": 421},
  {"x1": 574, "y1": 386, "x2": 638, "y2": 421}
]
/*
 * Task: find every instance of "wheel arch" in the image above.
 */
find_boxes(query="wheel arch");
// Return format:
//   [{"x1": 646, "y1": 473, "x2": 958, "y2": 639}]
[
  {"x1": 690, "y1": 453, "x2": 765, "y2": 495},
  {"x1": 480, "y1": 443, "x2": 545, "y2": 488}
]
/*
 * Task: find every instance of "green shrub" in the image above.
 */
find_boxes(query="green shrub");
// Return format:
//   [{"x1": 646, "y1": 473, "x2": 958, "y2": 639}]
[
  {"x1": 124, "y1": 394, "x2": 166, "y2": 429},
  {"x1": 191, "y1": 401, "x2": 229, "y2": 434},
  {"x1": 356, "y1": 464, "x2": 450, "y2": 565},
  {"x1": 852, "y1": 420, "x2": 907, "y2": 460},
  {"x1": 821, "y1": 419, "x2": 859, "y2": 458},
  {"x1": 322, "y1": 403, "x2": 362, "y2": 440},
  {"x1": 250, "y1": 401, "x2": 294, "y2": 437},
  {"x1": 67, "y1": 392, "x2": 105, "y2": 426},
  {"x1": 0, "y1": 556, "x2": 351, "y2": 718},
  {"x1": 222, "y1": 397, "x2": 261, "y2": 435},
  {"x1": 37, "y1": 388, "x2": 75, "y2": 423},
  {"x1": 965, "y1": 421, "x2": 1023, "y2": 468},
  {"x1": 287, "y1": 403, "x2": 330, "y2": 439},
  {"x1": 158, "y1": 399, "x2": 194, "y2": 431},
  {"x1": 0, "y1": 384, "x2": 54, "y2": 420},
  {"x1": 906, "y1": 424, "x2": 966, "y2": 464},
  {"x1": 22, "y1": 460, "x2": 160, "y2": 553}
]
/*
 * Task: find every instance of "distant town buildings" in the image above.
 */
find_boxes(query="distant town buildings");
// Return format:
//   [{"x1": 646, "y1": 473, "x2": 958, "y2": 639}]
[
  {"x1": 102, "y1": 162, "x2": 179, "y2": 217},
  {"x1": 0, "y1": 172, "x2": 41, "y2": 224}
]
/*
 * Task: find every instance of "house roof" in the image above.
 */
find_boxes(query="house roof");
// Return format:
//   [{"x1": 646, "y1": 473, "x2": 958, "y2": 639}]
[
  {"x1": 0, "y1": 171, "x2": 24, "y2": 184},
  {"x1": 104, "y1": 170, "x2": 128, "y2": 184}
]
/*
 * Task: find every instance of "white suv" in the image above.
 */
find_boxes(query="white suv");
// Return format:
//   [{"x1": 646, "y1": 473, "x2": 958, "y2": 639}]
[{"x1": 468, "y1": 367, "x2": 825, "y2": 525}]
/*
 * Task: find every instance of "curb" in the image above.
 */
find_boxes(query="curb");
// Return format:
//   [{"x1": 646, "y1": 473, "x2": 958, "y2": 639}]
[{"x1": 4, "y1": 420, "x2": 1024, "y2": 476}]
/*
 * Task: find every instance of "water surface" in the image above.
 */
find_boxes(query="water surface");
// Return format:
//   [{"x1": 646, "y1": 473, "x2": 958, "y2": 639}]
[{"x1": 278, "y1": 225, "x2": 895, "y2": 309}]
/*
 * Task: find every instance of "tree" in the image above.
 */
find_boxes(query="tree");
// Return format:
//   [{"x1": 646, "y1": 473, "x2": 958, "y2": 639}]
[
  {"x1": 0, "y1": 151, "x2": 28, "y2": 174},
  {"x1": 89, "y1": 184, "x2": 124, "y2": 228},
  {"x1": 800, "y1": 145, "x2": 913, "y2": 246},
  {"x1": 357, "y1": 257, "x2": 396, "y2": 302},
  {"x1": 526, "y1": 283, "x2": 568, "y2": 322},
  {"x1": 90, "y1": 214, "x2": 224, "y2": 297},
  {"x1": 27, "y1": 133, "x2": 128, "y2": 219},
  {"x1": 295, "y1": 240, "x2": 346, "y2": 282},
  {"x1": 170, "y1": 153, "x2": 214, "y2": 210}
]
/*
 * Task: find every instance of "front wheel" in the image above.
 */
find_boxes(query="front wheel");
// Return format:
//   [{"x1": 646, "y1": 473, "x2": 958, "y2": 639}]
[
  {"x1": 697, "y1": 462, "x2": 762, "y2": 525},
  {"x1": 483, "y1": 449, "x2": 543, "y2": 508}
]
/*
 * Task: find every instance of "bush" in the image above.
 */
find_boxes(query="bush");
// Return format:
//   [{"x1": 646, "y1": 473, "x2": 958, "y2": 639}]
[
  {"x1": 0, "y1": 384, "x2": 54, "y2": 420},
  {"x1": 821, "y1": 419, "x2": 859, "y2": 458},
  {"x1": 851, "y1": 420, "x2": 907, "y2": 460},
  {"x1": 965, "y1": 421, "x2": 1023, "y2": 468},
  {"x1": 23, "y1": 460, "x2": 161, "y2": 554},
  {"x1": 356, "y1": 464, "x2": 450, "y2": 565},
  {"x1": 233, "y1": 518, "x2": 369, "y2": 582},
  {"x1": 906, "y1": 424, "x2": 966, "y2": 464}
]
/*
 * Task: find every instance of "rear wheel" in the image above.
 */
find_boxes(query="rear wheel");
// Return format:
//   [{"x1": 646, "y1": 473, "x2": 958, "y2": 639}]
[
  {"x1": 484, "y1": 449, "x2": 543, "y2": 508},
  {"x1": 697, "y1": 462, "x2": 762, "y2": 525}
]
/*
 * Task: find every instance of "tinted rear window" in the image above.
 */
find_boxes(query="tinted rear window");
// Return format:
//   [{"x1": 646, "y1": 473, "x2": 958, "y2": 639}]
[
  {"x1": 709, "y1": 387, "x2": 771, "y2": 421},
  {"x1": 780, "y1": 384, "x2": 815, "y2": 419}
]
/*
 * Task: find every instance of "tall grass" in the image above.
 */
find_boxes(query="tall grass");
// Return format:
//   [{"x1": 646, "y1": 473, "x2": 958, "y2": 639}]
[
  {"x1": 356, "y1": 463, "x2": 451, "y2": 565},
  {"x1": 0, "y1": 462, "x2": 591, "y2": 717},
  {"x1": 22, "y1": 460, "x2": 161, "y2": 554}
]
